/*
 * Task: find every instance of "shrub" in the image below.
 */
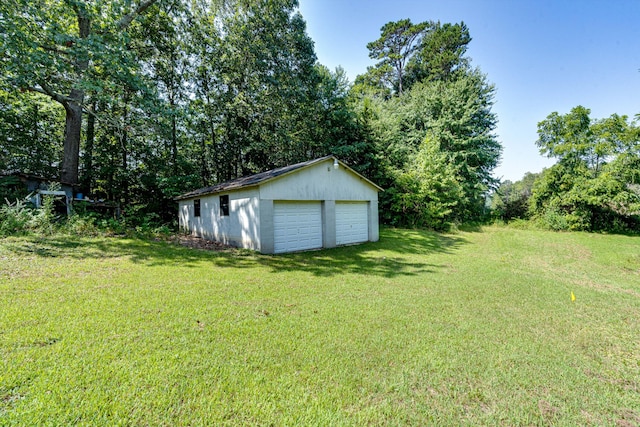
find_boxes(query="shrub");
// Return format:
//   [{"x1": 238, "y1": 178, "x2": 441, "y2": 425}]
[
  {"x1": 28, "y1": 190, "x2": 58, "y2": 235},
  {"x1": 63, "y1": 214, "x2": 99, "y2": 237},
  {"x1": 0, "y1": 199, "x2": 33, "y2": 236},
  {"x1": 536, "y1": 206, "x2": 569, "y2": 231}
]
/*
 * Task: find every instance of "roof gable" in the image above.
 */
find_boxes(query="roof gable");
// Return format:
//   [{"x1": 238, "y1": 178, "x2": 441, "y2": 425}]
[{"x1": 175, "y1": 156, "x2": 381, "y2": 200}]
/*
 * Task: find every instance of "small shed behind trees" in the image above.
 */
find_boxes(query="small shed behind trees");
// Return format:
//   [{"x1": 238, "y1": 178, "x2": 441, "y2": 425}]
[
  {"x1": 175, "y1": 155, "x2": 382, "y2": 254},
  {"x1": 0, "y1": 171, "x2": 121, "y2": 218},
  {"x1": 1, "y1": 172, "x2": 76, "y2": 215}
]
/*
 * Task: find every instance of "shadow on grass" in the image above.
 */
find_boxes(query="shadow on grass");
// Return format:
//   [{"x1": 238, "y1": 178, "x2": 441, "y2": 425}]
[
  {"x1": 247, "y1": 229, "x2": 467, "y2": 277},
  {"x1": 0, "y1": 228, "x2": 468, "y2": 278}
]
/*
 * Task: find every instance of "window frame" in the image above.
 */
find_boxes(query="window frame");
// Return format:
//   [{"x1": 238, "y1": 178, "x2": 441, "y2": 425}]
[
  {"x1": 193, "y1": 199, "x2": 201, "y2": 217},
  {"x1": 220, "y1": 194, "x2": 230, "y2": 217}
]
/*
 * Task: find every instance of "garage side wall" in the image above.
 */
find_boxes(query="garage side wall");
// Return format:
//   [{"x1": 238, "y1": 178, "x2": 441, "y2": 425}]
[
  {"x1": 179, "y1": 188, "x2": 261, "y2": 251},
  {"x1": 178, "y1": 201, "x2": 190, "y2": 231},
  {"x1": 368, "y1": 200, "x2": 379, "y2": 242},
  {"x1": 259, "y1": 200, "x2": 275, "y2": 254}
]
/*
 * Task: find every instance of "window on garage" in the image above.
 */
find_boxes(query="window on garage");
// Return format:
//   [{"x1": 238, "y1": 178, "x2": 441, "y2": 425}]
[
  {"x1": 220, "y1": 194, "x2": 229, "y2": 216},
  {"x1": 194, "y1": 199, "x2": 201, "y2": 217}
]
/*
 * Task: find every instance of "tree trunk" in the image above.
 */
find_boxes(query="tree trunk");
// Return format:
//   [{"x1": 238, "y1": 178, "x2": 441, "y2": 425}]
[
  {"x1": 121, "y1": 134, "x2": 128, "y2": 205},
  {"x1": 121, "y1": 103, "x2": 129, "y2": 205},
  {"x1": 61, "y1": 8, "x2": 90, "y2": 186},
  {"x1": 61, "y1": 93, "x2": 84, "y2": 184},
  {"x1": 171, "y1": 102, "x2": 178, "y2": 176},
  {"x1": 82, "y1": 101, "x2": 97, "y2": 192}
]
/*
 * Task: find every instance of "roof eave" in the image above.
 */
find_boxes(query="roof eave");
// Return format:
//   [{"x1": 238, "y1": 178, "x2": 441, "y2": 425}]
[{"x1": 174, "y1": 155, "x2": 383, "y2": 201}]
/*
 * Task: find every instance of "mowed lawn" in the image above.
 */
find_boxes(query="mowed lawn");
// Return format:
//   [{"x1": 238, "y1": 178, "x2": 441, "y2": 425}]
[{"x1": 1, "y1": 227, "x2": 639, "y2": 426}]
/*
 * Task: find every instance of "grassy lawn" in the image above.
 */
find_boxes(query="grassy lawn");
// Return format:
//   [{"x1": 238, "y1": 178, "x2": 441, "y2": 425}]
[{"x1": 1, "y1": 226, "x2": 639, "y2": 426}]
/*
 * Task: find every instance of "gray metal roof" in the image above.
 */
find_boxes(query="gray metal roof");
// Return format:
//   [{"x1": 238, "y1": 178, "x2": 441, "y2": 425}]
[{"x1": 175, "y1": 155, "x2": 381, "y2": 201}]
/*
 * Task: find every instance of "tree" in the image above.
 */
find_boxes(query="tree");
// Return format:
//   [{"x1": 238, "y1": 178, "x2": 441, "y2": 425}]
[
  {"x1": 536, "y1": 106, "x2": 593, "y2": 167},
  {"x1": 531, "y1": 107, "x2": 640, "y2": 231},
  {"x1": 366, "y1": 19, "x2": 429, "y2": 95},
  {"x1": 388, "y1": 135, "x2": 463, "y2": 230},
  {"x1": 405, "y1": 21, "x2": 471, "y2": 87},
  {"x1": 0, "y1": 90, "x2": 63, "y2": 177},
  {"x1": 189, "y1": 0, "x2": 364, "y2": 183},
  {"x1": 491, "y1": 172, "x2": 540, "y2": 221},
  {"x1": 1, "y1": 0, "x2": 161, "y2": 185},
  {"x1": 383, "y1": 70, "x2": 501, "y2": 220},
  {"x1": 354, "y1": 18, "x2": 502, "y2": 225}
]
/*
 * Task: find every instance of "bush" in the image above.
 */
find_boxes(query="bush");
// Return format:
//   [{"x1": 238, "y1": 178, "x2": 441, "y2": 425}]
[
  {"x1": 0, "y1": 199, "x2": 33, "y2": 236},
  {"x1": 1, "y1": 193, "x2": 177, "y2": 238},
  {"x1": 505, "y1": 218, "x2": 531, "y2": 230},
  {"x1": 0, "y1": 190, "x2": 60, "y2": 236},
  {"x1": 536, "y1": 206, "x2": 569, "y2": 231},
  {"x1": 28, "y1": 190, "x2": 58, "y2": 235},
  {"x1": 63, "y1": 214, "x2": 99, "y2": 237}
]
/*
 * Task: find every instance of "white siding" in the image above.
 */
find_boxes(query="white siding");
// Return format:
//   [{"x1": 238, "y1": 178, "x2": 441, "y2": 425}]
[
  {"x1": 179, "y1": 188, "x2": 261, "y2": 251},
  {"x1": 178, "y1": 157, "x2": 380, "y2": 253},
  {"x1": 336, "y1": 202, "x2": 369, "y2": 245},
  {"x1": 178, "y1": 201, "x2": 190, "y2": 231},
  {"x1": 230, "y1": 195, "x2": 260, "y2": 250},
  {"x1": 273, "y1": 202, "x2": 322, "y2": 253},
  {"x1": 259, "y1": 159, "x2": 378, "y2": 202}
]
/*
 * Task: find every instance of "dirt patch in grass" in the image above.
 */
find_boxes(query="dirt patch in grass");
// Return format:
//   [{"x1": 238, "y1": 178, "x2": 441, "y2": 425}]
[
  {"x1": 538, "y1": 399, "x2": 560, "y2": 423},
  {"x1": 574, "y1": 278, "x2": 640, "y2": 298},
  {"x1": 168, "y1": 235, "x2": 232, "y2": 251},
  {"x1": 616, "y1": 409, "x2": 640, "y2": 427}
]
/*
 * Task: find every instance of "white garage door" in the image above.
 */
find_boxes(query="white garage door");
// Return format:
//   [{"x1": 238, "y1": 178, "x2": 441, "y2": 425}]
[
  {"x1": 273, "y1": 202, "x2": 323, "y2": 253},
  {"x1": 336, "y1": 202, "x2": 369, "y2": 245}
]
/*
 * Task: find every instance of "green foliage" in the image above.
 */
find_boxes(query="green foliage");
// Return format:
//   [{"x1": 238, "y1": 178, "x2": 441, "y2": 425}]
[
  {"x1": 63, "y1": 214, "x2": 99, "y2": 237},
  {"x1": 0, "y1": 90, "x2": 63, "y2": 177},
  {"x1": 366, "y1": 19, "x2": 429, "y2": 94},
  {"x1": 492, "y1": 172, "x2": 540, "y2": 221},
  {"x1": 386, "y1": 136, "x2": 463, "y2": 230},
  {"x1": 29, "y1": 189, "x2": 58, "y2": 235},
  {"x1": 536, "y1": 205, "x2": 570, "y2": 231},
  {"x1": 530, "y1": 107, "x2": 640, "y2": 233},
  {"x1": 0, "y1": 0, "x2": 163, "y2": 184},
  {"x1": 2, "y1": 3, "x2": 499, "y2": 231},
  {"x1": 405, "y1": 21, "x2": 472, "y2": 86},
  {"x1": 362, "y1": 19, "x2": 472, "y2": 95},
  {"x1": 0, "y1": 176, "x2": 30, "y2": 203},
  {"x1": 0, "y1": 200, "x2": 33, "y2": 236},
  {"x1": 0, "y1": 190, "x2": 57, "y2": 236},
  {"x1": 369, "y1": 68, "x2": 500, "y2": 224}
]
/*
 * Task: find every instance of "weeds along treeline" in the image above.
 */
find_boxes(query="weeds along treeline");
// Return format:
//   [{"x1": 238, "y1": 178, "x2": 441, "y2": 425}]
[{"x1": 0, "y1": 186, "x2": 171, "y2": 238}]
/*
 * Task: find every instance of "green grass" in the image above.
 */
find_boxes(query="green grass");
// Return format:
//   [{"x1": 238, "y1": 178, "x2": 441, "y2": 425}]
[{"x1": 1, "y1": 226, "x2": 639, "y2": 426}]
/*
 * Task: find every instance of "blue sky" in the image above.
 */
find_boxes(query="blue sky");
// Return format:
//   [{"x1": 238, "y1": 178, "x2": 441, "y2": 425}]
[{"x1": 297, "y1": 0, "x2": 640, "y2": 182}]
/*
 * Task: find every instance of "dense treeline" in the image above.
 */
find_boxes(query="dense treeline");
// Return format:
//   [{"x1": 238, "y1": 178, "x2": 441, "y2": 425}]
[
  {"x1": 6, "y1": 1, "x2": 635, "y2": 233},
  {"x1": 1, "y1": 0, "x2": 368, "y2": 222},
  {"x1": 1, "y1": 0, "x2": 500, "y2": 229},
  {"x1": 493, "y1": 107, "x2": 640, "y2": 232}
]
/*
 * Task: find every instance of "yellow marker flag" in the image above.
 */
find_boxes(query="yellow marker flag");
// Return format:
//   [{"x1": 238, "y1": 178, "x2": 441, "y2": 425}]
[{"x1": 571, "y1": 291, "x2": 576, "y2": 302}]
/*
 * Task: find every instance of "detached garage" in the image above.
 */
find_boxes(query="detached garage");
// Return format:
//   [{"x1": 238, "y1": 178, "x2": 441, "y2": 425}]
[{"x1": 175, "y1": 155, "x2": 382, "y2": 254}]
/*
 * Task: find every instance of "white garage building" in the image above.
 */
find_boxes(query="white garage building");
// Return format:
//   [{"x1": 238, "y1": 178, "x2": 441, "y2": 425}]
[{"x1": 176, "y1": 156, "x2": 381, "y2": 254}]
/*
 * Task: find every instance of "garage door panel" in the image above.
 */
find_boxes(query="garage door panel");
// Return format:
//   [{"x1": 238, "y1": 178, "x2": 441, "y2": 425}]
[
  {"x1": 274, "y1": 202, "x2": 322, "y2": 253},
  {"x1": 336, "y1": 202, "x2": 369, "y2": 245}
]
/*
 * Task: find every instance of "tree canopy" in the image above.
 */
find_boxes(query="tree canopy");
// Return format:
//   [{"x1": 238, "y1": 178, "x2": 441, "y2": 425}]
[
  {"x1": 499, "y1": 107, "x2": 640, "y2": 232},
  {"x1": 1, "y1": 0, "x2": 163, "y2": 185},
  {"x1": 0, "y1": 7, "x2": 508, "y2": 231}
]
